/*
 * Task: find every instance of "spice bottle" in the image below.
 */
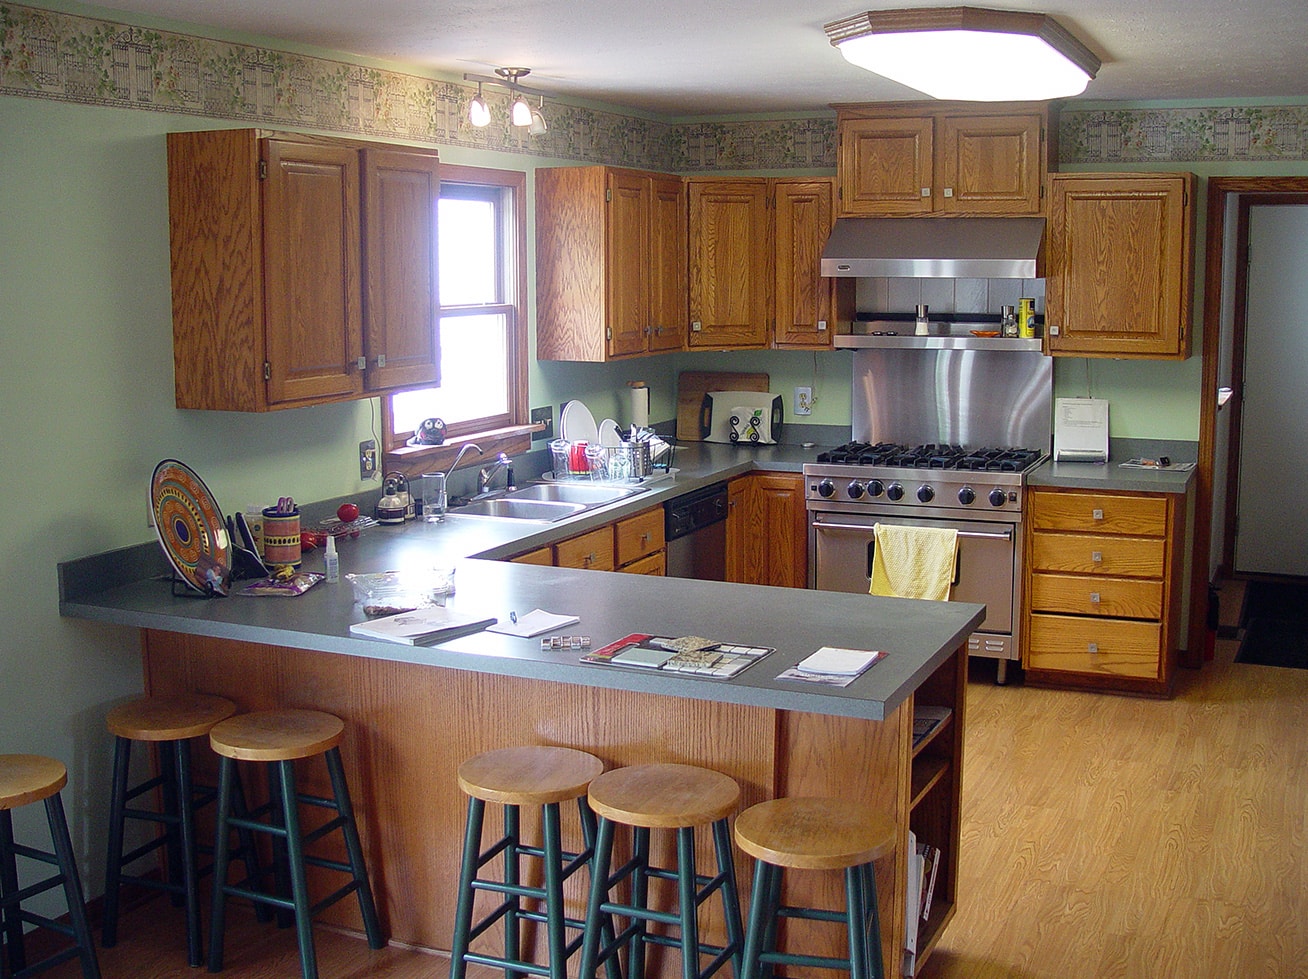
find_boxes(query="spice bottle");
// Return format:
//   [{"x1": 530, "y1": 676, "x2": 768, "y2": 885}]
[
  {"x1": 915, "y1": 304, "x2": 930, "y2": 336},
  {"x1": 1001, "y1": 305, "x2": 1018, "y2": 337}
]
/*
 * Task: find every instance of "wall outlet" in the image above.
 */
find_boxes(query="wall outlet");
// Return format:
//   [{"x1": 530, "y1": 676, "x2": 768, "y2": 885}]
[
  {"x1": 530, "y1": 405, "x2": 554, "y2": 441},
  {"x1": 794, "y1": 386, "x2": 813, "y2": 416},
  {"x1": 359, "y1": 439, "x2": 377, "y2": 480}
]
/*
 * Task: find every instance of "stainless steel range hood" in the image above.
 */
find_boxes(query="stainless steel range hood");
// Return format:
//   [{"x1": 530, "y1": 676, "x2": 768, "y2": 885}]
[{"x1": 821, "y1": 217, "x2": 1045, "y2": 278}]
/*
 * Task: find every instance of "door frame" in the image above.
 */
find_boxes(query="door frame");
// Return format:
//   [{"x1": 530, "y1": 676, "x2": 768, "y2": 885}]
[{"x1": 1197, "y1": 178, "x2": 1308, "y2": 653}]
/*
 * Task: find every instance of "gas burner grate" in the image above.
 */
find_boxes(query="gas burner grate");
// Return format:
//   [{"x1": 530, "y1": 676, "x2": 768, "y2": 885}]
[{"x1": 816, "y1": 443, "x2": 1044, "y2": 473}]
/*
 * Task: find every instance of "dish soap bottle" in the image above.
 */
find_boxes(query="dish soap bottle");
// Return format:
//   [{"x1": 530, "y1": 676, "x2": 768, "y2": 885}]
[{"x1": 324, "y1": 534, "x2": 339, "y2": 583}]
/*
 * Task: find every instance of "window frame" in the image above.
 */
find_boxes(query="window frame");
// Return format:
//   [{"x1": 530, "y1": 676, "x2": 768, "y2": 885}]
[{"x1": 381, "y1": 163, "x2": 533, "y2": 477}]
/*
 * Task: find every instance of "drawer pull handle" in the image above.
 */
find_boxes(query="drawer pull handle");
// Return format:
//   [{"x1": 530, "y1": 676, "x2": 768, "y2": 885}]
[
  {"x1": 1092, "y1": 508, "x2": 1104, "y2": 520},
  {"x1": 1091, "y1": 550, "x2": 1103, "y2": 563},
  {"x1": 1088, "y1": 642, "x2": 1099, "y2": 653},
  {"x1": 1090, "y1": 592, "x2": 1101, "y2": 604}
]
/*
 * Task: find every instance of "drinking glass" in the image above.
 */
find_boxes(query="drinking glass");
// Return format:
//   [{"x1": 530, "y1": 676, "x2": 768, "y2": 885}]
[{"x1": 422, "y1": 472, "x2": 447, "y2": 522}]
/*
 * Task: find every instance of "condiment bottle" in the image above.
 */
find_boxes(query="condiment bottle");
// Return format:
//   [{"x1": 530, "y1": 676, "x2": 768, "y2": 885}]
[
  {"x1": 1018, "y1": 298, "x2": 1036, "y2": 338},
  {"x1": 324, "y1": 534, "x2": 339, "y2": 582},
  {"x1": 1001, "y1": 305, "x2": 1018, "y2": 337},
  {"x1": 915, "y1": 304, "x2": 930, "y2": 336}
]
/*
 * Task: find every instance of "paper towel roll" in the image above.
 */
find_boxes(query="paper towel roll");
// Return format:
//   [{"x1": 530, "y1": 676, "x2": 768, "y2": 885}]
[{"x1": 628, "y1": 382, "x2": 649, "y2": 428}]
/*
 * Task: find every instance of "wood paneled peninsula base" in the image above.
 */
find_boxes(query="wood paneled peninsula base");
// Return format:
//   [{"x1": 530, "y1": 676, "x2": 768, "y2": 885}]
[{"x1": 70, "y1": 560, "x2": 981, "y2": 979}]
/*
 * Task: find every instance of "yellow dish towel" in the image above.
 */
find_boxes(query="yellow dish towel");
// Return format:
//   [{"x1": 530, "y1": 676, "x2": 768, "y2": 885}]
[{"x1": 869, "y1": 524, "x2": 959, "y2": 601}]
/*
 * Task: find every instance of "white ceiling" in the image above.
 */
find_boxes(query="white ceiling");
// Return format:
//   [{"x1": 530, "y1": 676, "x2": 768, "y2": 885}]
[{"x1": 85, "y1": 0, "x2": 1308, "y2": 116}]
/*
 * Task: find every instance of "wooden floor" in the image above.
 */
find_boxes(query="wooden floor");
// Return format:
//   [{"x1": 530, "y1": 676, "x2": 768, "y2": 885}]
[{"x1": 41, "y1": 577, "x2": 1308, "y2": 978}]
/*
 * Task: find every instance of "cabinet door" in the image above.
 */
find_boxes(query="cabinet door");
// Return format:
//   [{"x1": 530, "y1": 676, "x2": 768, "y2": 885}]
[
  {"x1": 606, "y1": 169, "x2": 650, "y2": 358},
  {"x1": 362, "y1": 148, "x2": 441, "y2": 391},
  {"x1": 725, "y1": 477, "x2": 753, "y2": 584},
  {"x1": 688, "y1": 180, "x2": 770, "y2": 348},
  {"x1": 1045, "y1": 173, "x2": 1195, "y2": 359},
  {"x1": 754, "y1": 473, "x2": 808, "y2": 588},
  {"x1": 648, "y1": 175, "x2": 687, "y2": 352},
  {"x1": 773, "y1": 179, "x2": 835, "y2": 348},
  {"x1": 262, "y1": 139, "x2": 363, "y2": 404},
  {"x1": 937, "y1": 113, "x2": 1043, "y2": 214},
  {"x1": 837, "y1": 115, "x2": 934, "y2": 216}
]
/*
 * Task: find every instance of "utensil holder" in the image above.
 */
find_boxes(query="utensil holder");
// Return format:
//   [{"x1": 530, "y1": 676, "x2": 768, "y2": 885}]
[{"x1": 261, "y1": 506, "x2": 301, "y2": 567}]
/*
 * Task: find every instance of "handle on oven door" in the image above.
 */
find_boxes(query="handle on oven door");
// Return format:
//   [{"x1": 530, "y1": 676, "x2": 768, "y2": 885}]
[{"x1": 811, "y1": 522, "x2": 1011, "y2": 587}]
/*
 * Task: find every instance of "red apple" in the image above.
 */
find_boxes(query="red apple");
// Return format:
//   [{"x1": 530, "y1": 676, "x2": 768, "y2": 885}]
[{"x1": 337, "y1": 503, "x2": 360, "y2": 523}]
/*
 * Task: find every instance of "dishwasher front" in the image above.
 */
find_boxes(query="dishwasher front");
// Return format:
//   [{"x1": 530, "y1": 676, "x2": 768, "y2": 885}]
[{"x1": 663, "y1": 482, "x2": 729, "y2": 581}]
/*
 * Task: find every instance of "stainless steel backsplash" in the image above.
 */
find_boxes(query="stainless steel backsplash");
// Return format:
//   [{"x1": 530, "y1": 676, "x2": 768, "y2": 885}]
[{"x1": 851, "y1": 348, "x2": 1053, "y2": 451}]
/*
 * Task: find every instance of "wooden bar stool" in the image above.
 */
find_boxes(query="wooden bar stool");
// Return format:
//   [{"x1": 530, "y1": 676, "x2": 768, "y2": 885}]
[
  {"x1": 732, "y1": 797, "x2": 896, "y2": 979},
  {"x1": 579, "y1": 762, "x2": 744, "y2": 979},
  {"x1": 102, "y1": 693, "x2": 253, "y2": 968},
  {"x1": 206, "y1": 709, "x2": 383, "y2": 979},
  {"x1": 450, "y1": 745, "x2": 620, "y2": 979},
  {"x1": 0, "y1": 754, "x2": 100, "y2": 979}
]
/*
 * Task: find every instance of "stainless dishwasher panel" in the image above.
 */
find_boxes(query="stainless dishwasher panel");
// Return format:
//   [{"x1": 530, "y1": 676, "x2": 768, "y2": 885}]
[{"x1": 664, "y1": 483, "x2": 729, "y2": 581}]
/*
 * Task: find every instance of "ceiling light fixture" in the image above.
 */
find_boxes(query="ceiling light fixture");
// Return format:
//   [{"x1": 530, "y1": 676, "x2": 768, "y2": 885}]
[
  {"x1": 824, "y1": 6, "x2": 1101, "y2": 102},
  {"x1": 461, "y1": 67, "x2": 550, "y2": 133},
  {"x1": 468, "y1": 81, "x2": 491, "y2": 128}
]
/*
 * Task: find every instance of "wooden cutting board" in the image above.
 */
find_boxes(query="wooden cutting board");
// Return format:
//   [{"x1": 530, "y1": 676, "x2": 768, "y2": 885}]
[{"x1": 676, "y1": 370, "x2": 770, "y2": 441}]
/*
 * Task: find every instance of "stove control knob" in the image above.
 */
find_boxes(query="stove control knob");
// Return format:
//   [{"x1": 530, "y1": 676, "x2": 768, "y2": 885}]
[
  {"x1": 817, "y1": 478, "x2": 836, "y2": 499},
  {"x1": 917, "y1": 484, "x2": 935, "y2": 503},
  {"x1": 958, "y1": 486, "x2": 976, "y2": 505},
  {"x1": 989, "y1": 488, "x2": 1008, "y2": 507},
  {"x1": 846, "y1": 480, "x2": 865, "y2": 499},
  {"x1": 886, "y1": 482, "x2": 905, "y2": 502},
  {"x1": 867, "y1": 479, "x2": 885, "y2": 498}
]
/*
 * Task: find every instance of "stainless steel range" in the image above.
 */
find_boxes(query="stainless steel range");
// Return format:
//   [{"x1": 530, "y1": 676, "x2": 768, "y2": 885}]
[{"x1": 806, "y1": 343, "x2": 1052, "y2": 682}]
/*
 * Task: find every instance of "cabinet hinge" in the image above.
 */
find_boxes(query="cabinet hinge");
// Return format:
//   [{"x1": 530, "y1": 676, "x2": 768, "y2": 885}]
[
  {"x1": 263, "y1": 361, "x2": 271, "y2": 380},
  {"x1": 605, "y1": 326, "x2": 612, "y2": 340},
  {"x1": 605, "y1": 188, "x2": 611, "y2": 203},
  {"x1": 258, "y1": 160, "x2": 267, "y2": 180}
]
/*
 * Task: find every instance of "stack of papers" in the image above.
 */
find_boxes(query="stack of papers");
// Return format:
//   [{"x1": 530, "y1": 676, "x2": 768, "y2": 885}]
[
  {"x1": 777, "y1": 646, "x2": 885, "y2": 687},
  {"x1": 486, "y1": 609, "x2": 580, "y2": 638},
  {"x1": 349, "y1": 606, "x2": 496, "y2": 645}
]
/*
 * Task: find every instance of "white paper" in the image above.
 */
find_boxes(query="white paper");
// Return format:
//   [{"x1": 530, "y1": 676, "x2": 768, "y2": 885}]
[
  {"x1": 486, "y1": 608, "x2": 580, "y2": 638},
  {"x1": 795, "y1": 646, "x2": 882, "y2": 676}
]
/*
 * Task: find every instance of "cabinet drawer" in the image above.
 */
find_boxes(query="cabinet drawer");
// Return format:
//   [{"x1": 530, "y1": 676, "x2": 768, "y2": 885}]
[
  {"x1": 510, "y1": 547, "x2": 554, "y2": 566},
  {"x1": 1029, "y1": 573, "x2": 1163, "y2": 620},
  {"x1": 617, "y1": 551, "x2": 666, "y2": 576},
  {"x1": 615, "y1": 508, "x2": 665, "y2": 566},
  {"x1": 1031, "y1": 491, "x2": 1168, "y2": 536},
  {"x1": 554, "y1": 526, "x2": 615, "y2": 571},
  {"x1": 1026, "y1": 614, "x2": 1161, "y2": 678},
  {"x1": 1030, "y1": 532, "x2": 1165, "y2": 578}
]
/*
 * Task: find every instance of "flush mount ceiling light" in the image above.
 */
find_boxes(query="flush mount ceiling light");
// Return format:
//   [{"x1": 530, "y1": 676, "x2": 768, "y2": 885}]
[{"x1": 824, "y1": 6, "x2": 1101, "y2": 102}]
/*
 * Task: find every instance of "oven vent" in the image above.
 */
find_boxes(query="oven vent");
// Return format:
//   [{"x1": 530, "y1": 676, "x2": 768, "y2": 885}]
[{"x1": 820, "y1": 217, "x2": 1045, "y2": 278}]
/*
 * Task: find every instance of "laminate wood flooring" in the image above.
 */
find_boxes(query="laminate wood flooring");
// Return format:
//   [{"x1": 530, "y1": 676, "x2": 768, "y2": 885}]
[{"x1": 40, "y1": 578, "x2": 1308, "y2": 978}]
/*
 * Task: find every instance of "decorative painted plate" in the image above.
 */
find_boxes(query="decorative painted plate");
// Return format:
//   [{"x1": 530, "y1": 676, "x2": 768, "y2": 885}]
[{"x1": 150, "y1": 459, "x2": 231, "y2": 596}]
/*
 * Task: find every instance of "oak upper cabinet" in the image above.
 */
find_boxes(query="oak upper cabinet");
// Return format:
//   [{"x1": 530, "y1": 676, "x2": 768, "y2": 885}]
[
  {"x1": 1044, "y1": 172, "x2": 1196, "y2": 360},
  {"x1": 725, "y1": 473, "x2": 808, "y2": 588},
  {"x1": 835, "y1": 103, "x2": 1051, "y2": 216},
  {"x1": 167, "y1": 129, "x2": 440, "y2": 411},
  {"x1": 773, "y1": 178, "x2": 852, "y2": 349},
  {"x1": 536, "y1": 166, "x2": 687, "y2": 362},
  {"x1": 689, "y1": 178, "x2": 850, "y2": 351}
]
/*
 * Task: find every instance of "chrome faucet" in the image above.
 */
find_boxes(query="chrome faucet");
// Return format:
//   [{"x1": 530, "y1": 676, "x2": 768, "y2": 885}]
[
  {"x1": 450, "y1": 442, "x2": 483, "y2": 475},
  {"x1": 478, "y1": 453, "x2": 513, "y2": 496}
]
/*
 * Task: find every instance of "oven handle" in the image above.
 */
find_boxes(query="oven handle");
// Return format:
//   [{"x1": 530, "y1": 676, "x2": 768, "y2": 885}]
[{"x1": 810, "y1": 521, "x2": 1013, "y2": 542}]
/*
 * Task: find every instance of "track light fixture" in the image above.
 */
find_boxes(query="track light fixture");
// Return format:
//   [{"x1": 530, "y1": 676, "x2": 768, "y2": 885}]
[{"x1": 461, "y1": 67, "x2": 548, "y2": 133}]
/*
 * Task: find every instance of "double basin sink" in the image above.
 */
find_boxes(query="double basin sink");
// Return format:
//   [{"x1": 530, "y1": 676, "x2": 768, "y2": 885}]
[{"x1": 450, "y1": 481, "x2": 644, "y2": 522}]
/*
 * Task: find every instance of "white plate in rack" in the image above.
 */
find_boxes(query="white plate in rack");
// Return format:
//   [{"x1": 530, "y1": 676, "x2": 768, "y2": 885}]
[
  {"x1": 560, "y1": 400, "x2": 598, "y2": 443},
  {"x1": 598, "y1": 418, "x2": 622, "y2": 446}
]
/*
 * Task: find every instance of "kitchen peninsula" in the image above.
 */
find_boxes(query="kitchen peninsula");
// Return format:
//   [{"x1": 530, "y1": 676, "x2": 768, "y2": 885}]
[{"x1": 59, "y1": 457, "x2": 983, "y2": 979}]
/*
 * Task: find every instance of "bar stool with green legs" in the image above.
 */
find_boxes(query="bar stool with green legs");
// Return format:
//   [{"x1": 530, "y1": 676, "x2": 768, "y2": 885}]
[
  {"x1": 732, "y1": 797, "x2": 897, "y2": 979},
  {"x1": 206, "y1": 708, "x2": 383, "y2": 979},
  {"x1": 0, "y1": 753, "x2": 100, "y2": 979},
  {"x1": 449, "y1": 745, "x2": 621, "y2": 979},
  {"x1": 578, "y1": 762, "x2": 745, "y2": 979}
]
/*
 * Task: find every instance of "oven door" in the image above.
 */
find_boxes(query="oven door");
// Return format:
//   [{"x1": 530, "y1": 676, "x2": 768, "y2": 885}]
[{"x1": 809, "y1": 509, "x2": 1017, "y2": 634}]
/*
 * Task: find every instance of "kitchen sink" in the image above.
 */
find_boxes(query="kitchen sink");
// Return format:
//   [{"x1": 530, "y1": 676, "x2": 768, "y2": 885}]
[{"x1": 449, "y1": 480, "x2": 644, "y2": 521}]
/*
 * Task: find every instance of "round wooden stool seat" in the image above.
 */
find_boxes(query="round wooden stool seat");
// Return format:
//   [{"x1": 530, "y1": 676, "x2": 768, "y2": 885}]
[
  {"x1": 209, "y1": 709, "x2": 344, "y2": 762},
  {"x1": 0, "y1": 754, "x2": 67, "y2": 811},
  {"x1": 587, "y1": 763, "x2": 740, "y2": 829},
  {"x1": 106, "y1": 694, "x2": 237, "y2": 742},
  {"x1": 458, "y1": 746, "x2": 603, "y2": 806},
  {"x1": 734, "y1": 797, "x2": 896, "y2": 871}
]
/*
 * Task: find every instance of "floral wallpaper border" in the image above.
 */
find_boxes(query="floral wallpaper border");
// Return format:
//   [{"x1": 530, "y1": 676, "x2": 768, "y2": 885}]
[{"x1": 4, "y1": 2, "x2": 1308, "y2": 169}]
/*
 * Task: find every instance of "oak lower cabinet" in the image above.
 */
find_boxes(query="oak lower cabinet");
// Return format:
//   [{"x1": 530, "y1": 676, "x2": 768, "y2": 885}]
[
  {"x1": 535, "y1": 166, "x2": 687, "y2": 361},
  {"x1": 1044, "y1": 172, "x2": 1197, "y2": 359},
  {"x1": 725, "y1": 474, "x2": 808, "y2": 588},
  {"x1": 1022, "y1": 487, "x2": 1186, "y2": 696},
  {"x1": 507, "y1": 505, "x2": 665, "y2": 575},
  {"x1": 835, "y1": 103, "x2": 1051, "y2": 216},
  {"x1": 167, "y1": 129, "x2": 440, "y2": 410},
  {"x1": 688, "y1": 178, "x2": 851, "y2": 350}
]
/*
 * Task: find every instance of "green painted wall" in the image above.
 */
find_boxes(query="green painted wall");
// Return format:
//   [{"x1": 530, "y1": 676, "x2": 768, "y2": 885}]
[{"x1": 6, "y1": 2, "x2": 1308, "y2": 912}]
